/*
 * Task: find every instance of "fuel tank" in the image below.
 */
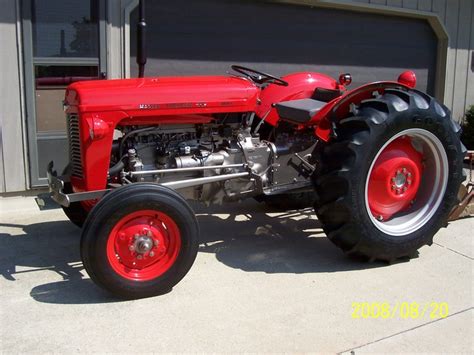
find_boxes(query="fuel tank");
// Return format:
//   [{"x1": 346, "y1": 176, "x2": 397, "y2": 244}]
[{"x1": 65, "y1": 76, "x2": 260, "y2": 116}]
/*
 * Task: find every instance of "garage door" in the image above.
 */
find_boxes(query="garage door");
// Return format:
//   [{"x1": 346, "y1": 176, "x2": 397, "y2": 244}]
[{"x1": 130, "y1": 0, "x2": 437, "y2": 94}]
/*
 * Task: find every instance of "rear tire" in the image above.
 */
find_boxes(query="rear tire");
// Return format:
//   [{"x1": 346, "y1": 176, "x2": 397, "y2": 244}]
[
  {"x1": 312, "y1": 89, "x2": 465, "y2": 262},
  {"x1": 81, "y1": 183, "x2": 199, "y2": 299}
]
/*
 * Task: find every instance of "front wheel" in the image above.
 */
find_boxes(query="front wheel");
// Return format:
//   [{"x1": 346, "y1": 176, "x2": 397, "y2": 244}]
[
  {"x1": 313, "y1": 89, "x2": 465, "y2": 262},
  {"x1": 81, "y1": 183, "x2": 199, "y2": 299},
  {"x1": 61, "y1": 164, "x2": 89, "y2": 228}
]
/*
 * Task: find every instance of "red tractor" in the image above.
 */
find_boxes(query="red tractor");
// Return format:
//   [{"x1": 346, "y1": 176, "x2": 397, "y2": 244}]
[
  {"x1": 46, "y1": 64, "x2": 465, "y2": 299},
  {"x1": 45, "y1": 7, "x2": 465, "y2": 298}
]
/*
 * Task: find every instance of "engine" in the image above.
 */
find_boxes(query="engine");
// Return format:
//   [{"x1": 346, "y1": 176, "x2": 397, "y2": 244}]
[
  {"x1": 109, "y1": 113, "x2": 317, "y2": 204},
  {"x1": 111, "y1": 115, "x2": 275, "y2": 203}
]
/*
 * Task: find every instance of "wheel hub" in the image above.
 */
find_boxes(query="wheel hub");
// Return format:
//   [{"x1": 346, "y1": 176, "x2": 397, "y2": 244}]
[
  {"x1": 367, "y1": 136, "x2": 423, "y2": 221},
  {"x1": 106, "y1": 210, "x2": 181, "y2": 281},
  {"x1": 134, "y1": 235, "x2": 154, "y2": 254},
  {"x1": 393, "y1": 171, "x2": 407, "y2": 188}
]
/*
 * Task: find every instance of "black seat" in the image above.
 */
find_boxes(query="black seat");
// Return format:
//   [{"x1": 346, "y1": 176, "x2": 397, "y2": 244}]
[
  {"x1": 275, "y1": 98, "x2": 326, "y2": 124},
  {"x1": 312, "y1": 87, "x2": 342, "y2": 102}
]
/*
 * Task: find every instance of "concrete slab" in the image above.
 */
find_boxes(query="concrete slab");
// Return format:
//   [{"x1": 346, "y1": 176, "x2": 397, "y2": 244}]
[
  {"x1": 0, "y1": 197, "x2": 472, "y2": 353},
  {"x1": 342, "y1": 309, "x2": 473, "y2": 354}
]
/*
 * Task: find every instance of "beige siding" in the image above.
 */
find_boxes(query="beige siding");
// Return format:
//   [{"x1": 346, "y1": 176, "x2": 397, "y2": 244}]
[
  {"x1": 343, "y1": 0, "x2": 474, "y2": 120},
  {"x1": 0, "y1": 0, "x2": 27, "y2": 193}
]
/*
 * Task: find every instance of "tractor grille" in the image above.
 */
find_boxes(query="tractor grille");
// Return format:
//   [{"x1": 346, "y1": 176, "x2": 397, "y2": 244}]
[{"x1": 66, "y1": 113, "x2": 83, "y2": 178}]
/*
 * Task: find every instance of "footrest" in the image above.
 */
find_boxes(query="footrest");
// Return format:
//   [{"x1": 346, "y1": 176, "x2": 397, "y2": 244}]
[{"x1": 276, "y1": 99, "x2": 326, "y2": 124}]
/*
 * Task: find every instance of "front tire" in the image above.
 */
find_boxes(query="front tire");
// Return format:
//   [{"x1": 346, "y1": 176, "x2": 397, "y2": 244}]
[
  {"x1": 61, "y1": 164, "x2": 88, "y2": 228},
  {"x1": 81, "y1": 183, "x2": 199, "y2": 299},
  {"x1": 313, "y1": 89, "x2": 465, "y2": 262}
]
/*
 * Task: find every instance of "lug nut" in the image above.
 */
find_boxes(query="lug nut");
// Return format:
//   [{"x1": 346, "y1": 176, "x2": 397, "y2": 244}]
[
  {"x1": 407, "y1": 179, "x2": 412, "y2": 185},
  {"x1": 147, "y1": 230, "x2": 153, "y2": 237},
  {"x1": 403, "y1": 187, "x2": 407, "y2": 192},
  {"x1": 154, "y1": 240, "x2": 159, "y2": 246},
  {"x1": 407, "y1": 172, "x2": 412, "y2": 177},
  {"x1": 402, "y1": 168, "x2": 407, "y2": 173},
  {"x1": 391, "y1": 177, "x2": 396, "y2": 182},
  {"x1": 149, "y1": 251, "x2": 155, "y2": 257},
  {"x1": 377, "y1": 215, "x2": 383, "y2": 221},
  {"x1": 391, "y1": 185, "x2": 396, "y2": 190},
  {"x1": 129, "y1": 245, "x2": 135, "y2": 251},
  {"x1": 137, "y1": 255, "x2": 143, "y2": 260}
]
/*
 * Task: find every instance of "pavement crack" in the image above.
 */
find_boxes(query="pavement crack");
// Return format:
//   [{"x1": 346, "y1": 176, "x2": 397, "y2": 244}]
[
  {"x1": 338, "y1": 307, "x2": 474, "y2": 354},
  {"x1": 433, "y1": 242, "x2": 473, "y2": 260}
]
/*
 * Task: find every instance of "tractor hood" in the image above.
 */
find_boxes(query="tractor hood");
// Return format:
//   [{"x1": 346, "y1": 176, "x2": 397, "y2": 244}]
[{"x1": 65, "y1": 76, "x2": 259, "y2": 115}]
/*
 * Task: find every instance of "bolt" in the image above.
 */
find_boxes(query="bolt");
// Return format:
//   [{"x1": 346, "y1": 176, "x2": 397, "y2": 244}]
[
  {"x1": 129, "y1": 245, "x2": 135, "y2": 251},
  {"x1": 149, "y1": 251, "x2": 155, "y2": 257}
]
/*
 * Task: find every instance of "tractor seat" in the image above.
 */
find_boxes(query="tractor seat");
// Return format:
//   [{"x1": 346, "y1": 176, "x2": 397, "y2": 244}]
[{"x1": 275, "y1": 98, "x2": 326, "y2": 124}]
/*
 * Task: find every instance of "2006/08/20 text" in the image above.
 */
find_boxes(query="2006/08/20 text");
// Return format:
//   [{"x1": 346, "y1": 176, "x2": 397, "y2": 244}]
[{"x1": 351, "y1": 302, "x2": 449, "y2": 319}]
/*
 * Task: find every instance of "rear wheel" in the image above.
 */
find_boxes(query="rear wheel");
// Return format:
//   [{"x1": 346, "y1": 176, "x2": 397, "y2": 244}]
[
  {"x1": 313, "y1": 89, "x2": 465, "y2": 261},
  {"x1": 81, "y1": 183, "x2": 199, "y2": 299}
]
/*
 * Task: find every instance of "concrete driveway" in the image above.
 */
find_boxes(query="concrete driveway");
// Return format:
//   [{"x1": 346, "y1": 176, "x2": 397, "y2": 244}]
[{"x1": 0, "y1": 196, "x2": 472, "y2": 353}]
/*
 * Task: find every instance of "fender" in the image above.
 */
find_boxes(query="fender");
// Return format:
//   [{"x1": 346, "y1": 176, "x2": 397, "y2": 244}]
[
  {"x1": 313, "y1": 81, "x2": 413, "y2": 142},
  {"x1": 255, "y1": 72, "x2": 342, "y2": 126}
]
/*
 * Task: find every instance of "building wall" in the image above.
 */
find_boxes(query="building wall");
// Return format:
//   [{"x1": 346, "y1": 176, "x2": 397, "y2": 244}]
[
  {"x1": 342, "y1": 0, "x2": 474, "y2": 121},
  {"x1": 0, "y1": 0, "x2": 28, "y2": 193},
  {"x1": 0, "y1": 0, "x2": 472, "y2": 193}
]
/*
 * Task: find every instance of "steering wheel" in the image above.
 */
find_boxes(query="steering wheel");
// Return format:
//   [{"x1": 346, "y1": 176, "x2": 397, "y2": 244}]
[{"x1": 231, "y1": 65, "x2": 289, "y2": 86}]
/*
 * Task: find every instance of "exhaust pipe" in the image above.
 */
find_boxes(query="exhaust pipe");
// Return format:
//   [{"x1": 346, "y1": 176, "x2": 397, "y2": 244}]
[{"x1": 137, "y1": 0, "x2": 147, "y2": 78}]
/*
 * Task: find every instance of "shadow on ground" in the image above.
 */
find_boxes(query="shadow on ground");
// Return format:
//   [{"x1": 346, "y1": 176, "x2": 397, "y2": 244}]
[{"x1": 0, "y1": 200, "x2": 387, "y2": 305}]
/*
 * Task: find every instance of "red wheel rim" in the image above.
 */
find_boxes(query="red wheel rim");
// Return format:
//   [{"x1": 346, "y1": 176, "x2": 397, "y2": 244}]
[
  {"x1": 106, "y1": 210, "x2": 181, "y2": 281},
  {"x1": 367, "y1": 135, "x2": 423, "y2": 221}
]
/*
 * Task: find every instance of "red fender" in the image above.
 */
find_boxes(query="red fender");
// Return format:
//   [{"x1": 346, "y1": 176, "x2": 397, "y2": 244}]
[{"x1": 313, "y1": 81, "x2": 413, "y2": 142}]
